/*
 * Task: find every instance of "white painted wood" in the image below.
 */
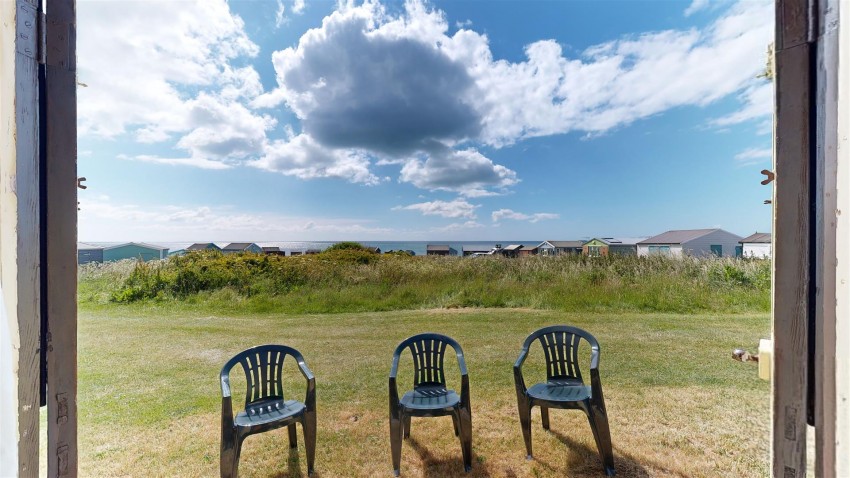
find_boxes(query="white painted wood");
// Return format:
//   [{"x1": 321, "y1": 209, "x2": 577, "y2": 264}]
[
  {"x1": 0, "y1": 287, "x2": 17, "y2": 476},
  {"x1": 0, "y1": 1, "x2": 42, "y2": 476},
  {"x1": 833, "y1": 1, "x2": 850, "y2": 474}
]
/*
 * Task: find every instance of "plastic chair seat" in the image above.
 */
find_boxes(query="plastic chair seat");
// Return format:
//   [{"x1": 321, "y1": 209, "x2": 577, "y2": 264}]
[
  {"x1": 527, "y1": 380, "x2": 591, "y2": 403},
  {"x1": 400, "y1": 385, "x2": 460, "y2": 410},
  {"x1": 235, "y1": 398, "x2": 305, "y2": 427}
]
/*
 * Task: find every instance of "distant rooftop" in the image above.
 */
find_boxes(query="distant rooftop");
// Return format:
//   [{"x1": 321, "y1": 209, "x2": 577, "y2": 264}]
[
  {"x1": 740, "y1": 232, "x2": 771, "y2": 243},
  {"x1": 639, "y1": 229, "x2": 722, "y2": 245}
]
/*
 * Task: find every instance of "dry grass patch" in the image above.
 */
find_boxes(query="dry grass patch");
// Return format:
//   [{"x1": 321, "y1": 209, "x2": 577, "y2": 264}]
[{"x1": 67, "y1": 308, "x2": 768, "y2": 477}]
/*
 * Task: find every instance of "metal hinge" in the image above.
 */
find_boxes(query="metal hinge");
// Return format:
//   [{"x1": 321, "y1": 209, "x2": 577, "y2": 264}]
[
  {"x1": 15, "y1": 2, "x2": 38, "y2": 60},
  {"x1": 33, "y1": 9, "x2": 74, "y2": 70}
]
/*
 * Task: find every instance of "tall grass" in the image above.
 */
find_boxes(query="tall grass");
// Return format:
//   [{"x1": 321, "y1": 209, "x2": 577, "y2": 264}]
[{"x1": 79, "y1": 251, "x2": 771, "y2": 314}]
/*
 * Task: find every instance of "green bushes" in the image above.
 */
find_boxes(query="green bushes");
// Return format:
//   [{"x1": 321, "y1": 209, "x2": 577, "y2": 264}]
[{"x1": 83, "y1": 252, "x2": 771, "y2": 314}]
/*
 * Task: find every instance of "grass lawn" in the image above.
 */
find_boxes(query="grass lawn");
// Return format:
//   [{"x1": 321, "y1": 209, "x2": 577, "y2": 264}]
[{"x1": 61, "y1": 307, "x2": 769, "y2": 477}]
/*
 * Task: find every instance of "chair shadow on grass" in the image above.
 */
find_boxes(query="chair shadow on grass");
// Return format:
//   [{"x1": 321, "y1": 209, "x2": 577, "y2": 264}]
[
  {"x1": 407, "y1": 437, "x2": 494, "y2": 477},
  {"x1": 538, "y1": 428, "x2": 653, "y2": 478},
  {"x1": 269, "y1": 447, "x2": 305, "y2": 478}
]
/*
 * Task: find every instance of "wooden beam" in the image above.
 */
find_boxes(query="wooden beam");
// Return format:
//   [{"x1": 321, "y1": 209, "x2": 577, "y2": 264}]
[
  {"x1": 832, "y1": 2, "x2": 850, "y2": 474},
  {"x1": 0, "y1": 0, "x2": 42, "y2": 476},
  {"x1": 43, "y1": 0, "x2": 77, "y2": 476},
  {"x1": 772, "y1": 0, "x2": 812, "y2": 476}
]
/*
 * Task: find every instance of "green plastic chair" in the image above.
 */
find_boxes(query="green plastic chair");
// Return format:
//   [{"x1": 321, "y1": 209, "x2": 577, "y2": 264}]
[
  {"x1": 389, "y1": 333, "x2": 472, "y2": 476},
  {"x1": 219, "y1": 345, "x2": 316, "y2": 477},
  {"x1": 514, "y1": 326, "x2": 615, "y2": 476}
]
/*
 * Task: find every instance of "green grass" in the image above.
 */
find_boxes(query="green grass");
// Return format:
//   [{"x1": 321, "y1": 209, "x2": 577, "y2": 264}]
[{"x1": 70, "y1": 307, "x2": 770, "y2": 477}]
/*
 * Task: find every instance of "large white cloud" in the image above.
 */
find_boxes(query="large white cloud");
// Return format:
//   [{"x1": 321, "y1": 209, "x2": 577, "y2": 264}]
[
  {"x1": 255, "y1": 0, "x2": 773, "y2": 193},
  {"x1": 78, "y1": 0, "x2": 774, "y2": 195},
  {"x1": 78, "y1": 0, "x2": 271, "y2": 168},
  {"x1": 399, "y1": 149, "x2": 517, "y2": 195},
  {"x1": 253, "y1": 134, "x2": 379, "y2": 184}
]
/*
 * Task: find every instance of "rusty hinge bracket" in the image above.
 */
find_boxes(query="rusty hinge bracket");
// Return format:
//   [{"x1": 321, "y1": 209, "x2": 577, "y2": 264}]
[{"x1": 761, "y1": 169, "x2": 776, "y2": 185}]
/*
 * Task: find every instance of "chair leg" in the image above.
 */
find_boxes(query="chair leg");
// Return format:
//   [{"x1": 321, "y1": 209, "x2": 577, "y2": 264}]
[
  {"x1": 288, "y1": 423, "x2": 298, "y2": 449},
  {"x1": 222, "y1": 435, "x2": 243, "y2": 478},
  {"x1": 220, "y1": 427, "x2": 240, "y2": 478},
  {"x1": 451, "y1": 412, "x2": 460, "y2": 437},
  {"x1": 586, "y1": 403, "x2": 615, "y2": 476},
  {"x1": 403, "y1": 413, "x2": 411, "y2": 439},
  {"x1": 518, "y1": 398, "x2": 533, "y2": 459},
  {"x1": 541, "y1": 406, "x2": 550, "y2": 431},
  {"x1": 303, "y1": 411, "x2": 317, "y2": 476},
  {"x1": 458, "y1": 407, "x2": 473, "y2": 472},
  {"x1": 390, "y1": 411, "x2": 403, "y2": 476}
]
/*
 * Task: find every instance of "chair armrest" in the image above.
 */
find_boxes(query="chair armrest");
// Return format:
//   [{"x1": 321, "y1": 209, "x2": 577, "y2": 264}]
[
  {"x1": 513, "y1": 347, "x2": 529, "y2": 394},
  {"x1": 221, "y1": 372, "x2": 232, "y2": 398},
  {"x1": 589, "y1": 345, "x2": 600, "y2": 371},
  {"x1": 455, "y1": 348, "x2": 469, "y2": 376},
  {"x1": 514, "y1": 347, "x2": 529, "y2": 370},
  {"x1": 296, "y1": 358, "x2": 315, "y2": 382}
]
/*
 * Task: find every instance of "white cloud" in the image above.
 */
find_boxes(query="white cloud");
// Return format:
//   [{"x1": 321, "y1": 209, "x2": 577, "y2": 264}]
[
  {"x1": 711, "y1": 81, "x2": 773, "y2": 129},
  {"x1": 253, "y1": 134, "x2": 379, "y2": 184},
  {"x1": 292, "y1": 0, "x2": 306, "y2": 15},
  {"x1": 275, "y1": 0, "x2": 286, "y2": 28},
  {"x1": 734, "y1": 147, "x2": 772, "y2": 166},
  {"x1": 118, "y1": 154, "x2": 232, "y2": 170},
  {"x1": 491, "y1": 209, "x2": 559, "y2": 223},
  {"x1": 432, "y1": 220, "x2": 484, "y2": 233},
  {"x1": 392, "y1": 199, "x2": 479, "y2": 219},
  {"x1": 78, "y1": 0, "x2": 270, "y2": 169},
  {"x1": 684, "y1": 0, "x2": 710, "y2": 17},
  {"x1": 254, "y1": 0, "x2": 772, "y2": 193},
  {"x1": 399, "y1": 149, "x2": 517, "y2": 196}
]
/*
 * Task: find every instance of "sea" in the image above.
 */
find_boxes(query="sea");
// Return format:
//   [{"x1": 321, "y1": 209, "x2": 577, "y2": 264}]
[{"x1": 158, "y1": 241, "x2": 545, "y2": 256}]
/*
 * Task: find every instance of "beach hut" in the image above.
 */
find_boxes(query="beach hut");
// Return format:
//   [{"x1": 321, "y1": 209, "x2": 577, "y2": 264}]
[
  {"x1": 740, "y1": 232, "x2": 771, "y2": 258},
  {"x1": 637, "y1": 229, "x2": 742, "y2": 257},
  {"x1": 426, "y1": 244, "x2": 457, "y2": 256},
  {"x1": 222, "y1": 242, "x2": 263, "y2": 254},
  {"x1": 77, "y1": 242, "x2": 104, "y2": 265},
  {"x1": 103, "y1": 242, "x2": 169, "y2": 262},
  {"x1": 186, "y1": 242, "x2": 221, "y2": 252},
  {"x1": 537, "y1": 240, "x2": 584, "y2": 256}
]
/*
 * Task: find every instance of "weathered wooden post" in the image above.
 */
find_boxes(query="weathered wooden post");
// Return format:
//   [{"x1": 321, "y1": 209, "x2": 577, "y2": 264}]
[
  {"x1": 43, "y1": 0, "x2": 78, "y2": 475},
  {"x1": 1, "y1": 0, "x2": 77, "y2": 475}
]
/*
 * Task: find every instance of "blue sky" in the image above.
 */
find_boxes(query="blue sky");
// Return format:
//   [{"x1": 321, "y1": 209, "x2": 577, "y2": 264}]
[{"x1": 77, "y1": 0, "x2": 774, "y2": 242}]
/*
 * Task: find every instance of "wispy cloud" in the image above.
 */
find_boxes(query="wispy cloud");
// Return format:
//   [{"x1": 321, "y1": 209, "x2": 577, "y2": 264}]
[
  {"x1": 275, "y1": 0, "x2": 286, "y2": 28},
  {"x1": 734, "y1": 147, "x2": 771, "y2": 166},
  {"x1": 491, "y1": 209, "x2": 559, "y2": 223},
  {"x1": 393, "y1": 199, "x2": 479, "y2": 219},
  {"x1": 684, "y1": 0, "x2": 710, "y2": 17}
]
